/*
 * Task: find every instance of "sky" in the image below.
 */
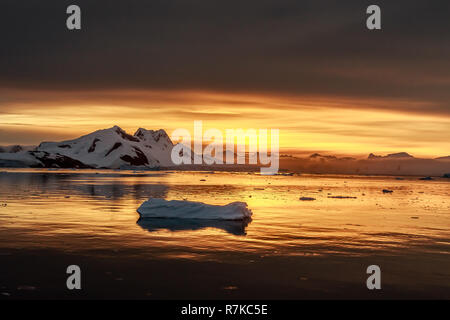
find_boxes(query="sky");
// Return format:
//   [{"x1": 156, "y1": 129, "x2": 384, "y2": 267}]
[{"x1": 0, "y1": 0, "x2": 449, "y2": 157}]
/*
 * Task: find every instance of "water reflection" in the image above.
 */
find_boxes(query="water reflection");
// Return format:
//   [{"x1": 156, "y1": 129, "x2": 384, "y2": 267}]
[
  {"x1": 1, "y1": 169, "x2": 449, "y2": 258},
  {"x1": 0, "y1": 171, "x2": 169, "y2": 200},
  {"x1": 72, "y1": 183, "x2": 168, "y2": 200},
  {"x1": 137, "y1": 217, "x2": 251, "y2": 236},
  {"x1": 1, "y1": 170, "x2": 449, "y2": 299}
]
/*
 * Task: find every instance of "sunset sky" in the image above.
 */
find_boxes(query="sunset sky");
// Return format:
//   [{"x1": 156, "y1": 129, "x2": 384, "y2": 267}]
[{"x1": 1, "y1": 0, "x2": 449, "y2": 158}]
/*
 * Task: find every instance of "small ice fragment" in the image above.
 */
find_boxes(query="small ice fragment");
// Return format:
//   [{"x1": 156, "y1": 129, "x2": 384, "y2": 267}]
[
  {"x1": 17, "y1": 285, "x2": 36, "y2": 291},
  {"x1": 222, "y1": 286, "x2": 238, "y2": 290},
  {"x1": 327, "y1": 196, "x2": 357, "y2": 199},
  {"x1": 299, "y1": 197, "x2": 316, "y2": 201}
]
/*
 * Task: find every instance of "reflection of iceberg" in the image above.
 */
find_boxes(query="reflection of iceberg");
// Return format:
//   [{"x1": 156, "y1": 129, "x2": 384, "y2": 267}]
[
  {"x1": 137, "y1": 218, "x2": 250, "y2": 236},
  {"x1": 137, "y1": 198, "x2": 252, "y2": 220}
]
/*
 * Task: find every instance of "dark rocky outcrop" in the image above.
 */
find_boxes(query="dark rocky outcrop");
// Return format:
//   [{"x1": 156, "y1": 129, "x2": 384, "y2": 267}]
[
  {"x1": 120, "y1": 147, "x2": 148, "y2": 166},
  {"x1": 115, "y1": 127, "x2": 139, "y2": 142},
  {"x1": 30, "y1": 151, "x2": 92, "y2": 169},
  {"x1": 88, "y1": 138, "x2": 100, "y2": 153},
  {"x1": 105, "y1": 142, "x2": 122, "y2": 157}
]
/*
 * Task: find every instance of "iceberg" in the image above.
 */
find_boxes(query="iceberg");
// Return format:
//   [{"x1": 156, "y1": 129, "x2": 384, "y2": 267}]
[{"x1": 137, "y1": 198, "x2": 252, "y2": 220}]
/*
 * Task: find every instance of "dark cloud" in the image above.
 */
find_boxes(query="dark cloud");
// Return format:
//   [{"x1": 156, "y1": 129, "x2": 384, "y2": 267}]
[{"x1": 0, "y1": 0, "x2": 449, "y2": 114}]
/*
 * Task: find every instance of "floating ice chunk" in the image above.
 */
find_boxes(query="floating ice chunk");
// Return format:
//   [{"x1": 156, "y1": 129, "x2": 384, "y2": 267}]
[
  {"x1": 327, "y1": 196, "x2": 357, "y2": 199},
  {"x1": 137, "y1": 198, "x2": 252, "y2": 220},
  {"x1": 299, "y1": 197, "x2": 315, "y2": 201}
]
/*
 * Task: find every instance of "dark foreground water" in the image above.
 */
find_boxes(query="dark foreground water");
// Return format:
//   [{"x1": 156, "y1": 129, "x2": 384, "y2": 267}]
[{"x1": 0, "y1": 169, "x2": 449, "y2": 299}]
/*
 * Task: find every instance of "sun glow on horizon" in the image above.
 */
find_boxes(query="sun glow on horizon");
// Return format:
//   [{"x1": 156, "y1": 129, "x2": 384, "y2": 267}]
[{"x1": 0, "y1": 89, "x2": 449, "y2": 158}]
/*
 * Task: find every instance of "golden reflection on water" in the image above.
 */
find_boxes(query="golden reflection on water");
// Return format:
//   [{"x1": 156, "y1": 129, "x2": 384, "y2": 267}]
[{"x1": 0, "y1": 169, "x2": 449, "y2": 261}]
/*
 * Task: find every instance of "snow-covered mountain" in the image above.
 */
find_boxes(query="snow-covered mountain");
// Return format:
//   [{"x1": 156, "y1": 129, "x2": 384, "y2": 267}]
[
  {"x1": 0, "y1": 126, "x2": 229, "y2": 169},
  {"x1": 0, "y1": 126, "x2": 174, "y2": 169},
  {"x1": 35, "y1": 126, "x2": 174, "y2": 168}
]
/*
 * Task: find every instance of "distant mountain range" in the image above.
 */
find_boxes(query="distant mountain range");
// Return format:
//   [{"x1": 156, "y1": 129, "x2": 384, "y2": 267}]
[
  {"x1": 309, "y1": 151, "x2": 450, "y2": 161},
  {"x1": 281, "y1": 152, "x2": 450, "y2": 176},
  {"x1": 368, "y1": 152, "x2": 414, "y2": 159},
  {"x1": 0, "y1": 127, "x2": 449, "y2": 176},
  {"x1": 309, "y1": 153, "x2": 356, "y2": 161}
]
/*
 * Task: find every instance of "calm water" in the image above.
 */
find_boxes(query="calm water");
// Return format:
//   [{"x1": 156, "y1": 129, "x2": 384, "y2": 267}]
[{"x1": 0, "y1": 169, "x2": 449, "y2": 298}]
